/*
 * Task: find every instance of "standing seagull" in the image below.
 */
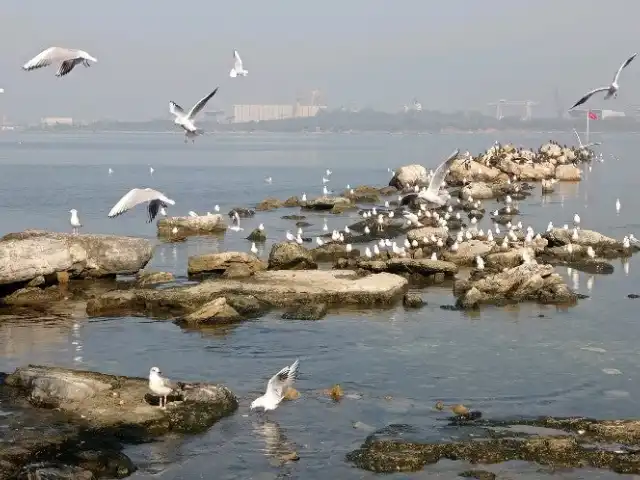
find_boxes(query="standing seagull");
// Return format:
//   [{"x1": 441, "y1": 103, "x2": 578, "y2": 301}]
[
  {"x1": 250, "y1": 359, "x2": 300, "y2": 412},
  {"x1": 169, "y1": 87, "x2": 219, "y2": 143},
  {"x1": 569, "y1": 53, "x2": 638, "y2": 110},
  {"x1": 69, "y1": 209, "x2": 82, "y2": 235},
  {"x1": 229, "y1": 50, "x2": 248, "y2": 77},
  {"x1": 401, "y1": 149, "x2": 460, "y2": 207},
  {"x1": 108, "y1": 188, "x2": 175, "y2": 223},
  {"x1": 22, "y1": 47, "x2": 97, "y2": 77},
  {"x1": 148, "y1": 367, "x2": 174, "y2": 409}
]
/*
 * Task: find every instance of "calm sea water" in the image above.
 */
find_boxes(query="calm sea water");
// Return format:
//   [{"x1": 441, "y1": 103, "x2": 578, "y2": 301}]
[{"x1": 1, "y1": 131, "x2": 640, "y2": 479}]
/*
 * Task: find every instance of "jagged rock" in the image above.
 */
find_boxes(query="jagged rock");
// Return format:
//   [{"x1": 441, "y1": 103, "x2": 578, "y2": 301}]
[
  {"x1": 245, "y1": 228, "x2": 267, "y2": 242},
  {"x1": 86, "y1": 270, "x2": 408, "y2": 317},
  {"x1": 311, "y1": 243, "x2": 360, "y2": 262},
  {"x1": 136, "y1": 271, "x2": 175, "y2": 286},
  {"x1": 0, "y1": 230, "x2": 153, "y2": 291},
  {"x1": 157, "y1": 215, "x2": 226, "y2": 237},
  {"x1": 268, "y1": 243, "x2": 318, "y2": 270},
  {"x1": 454, "y1": 262, "x2": 577, "y2": 308},
  {"x1": 281, "y1": 303, "x2": 328, "y2": 320},
  {"x1": 188, "y1": 252, "x2": 267, "y2": 277},
  {"x1": 402, "y1": 293, "x2": 424, "y2": 309},
  {"x1": 178, "y1": 297, "x2": 242, "y2": 326},
  {"x1": 302, "y1": 196, "x2": 352, "y2": 211},
  {"x1": 389, "y1": 164, "x2": 428, "y2": 189},
  {"x1": 228, "y1": 207, "x2": 255, "y2": 218},
  {"x1": 283, "y1": 196, "x2": 301, "y2": 207},
  {"x1": 255, "y1": 197, "x2": 283, "y2": 211}
]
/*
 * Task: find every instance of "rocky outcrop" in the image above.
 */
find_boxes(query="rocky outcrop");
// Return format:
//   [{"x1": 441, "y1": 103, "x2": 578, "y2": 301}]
[
  {"x1": 555, "y1": 164, "x2": 582, "y2": 181},
  {"x1": 157, "y1": 215, "x2": 226, "y2": 236},
  {"x1": 246, "y1": 228, "x2": 267, "y2": 242},
  {"x1": 441, "y1": 239, "x2": 493, "y2": 266},
  {"x1": 389, "y1": 164, "x2": 428, "y2": 189},
  {"x1": 454, "y1": 262, "x2": 577, "y2": 308},
  {"x1": 136, "y1": 271, "x2": 175, "y2": 286},
  {"x1": 355, "y1": 258, "x2": 458, "y2": 278},
  {"x1": 311, "y1": 243, "x2": 360, "y2": 262},
  {"x1": 268, "y1": 242, "x2": 318, "y2": 270},
  {"x1": 188, "y1": 251, "x2": 267, "y2": 278},
  {"x1": 406, "y1": 226, "x2": 449, "y2": 243},
  {"x1": 301, "y1": 196, "x2": 352, "y2": 211},
  {"x1": 178, "y1": 297, "x2": 243, "y2": 326},
  {"x1": 0, "y1": 230, "x2": 153, "y2": 291},
  {"x1": 346, "y1": 416, "x2": 640, "y2": 474},
  {"x1": 86, "y1": 270, "x2": 409, "y2": 317},
  {"x1": 256, "y1": 197, "x2": 283, "y2": 211},
  {"x1": 448, "y1": 158, "x2": 507, "y2": 184},
  {"x1": 0, "y1": 365, "x2": 237, "y2": 477}
]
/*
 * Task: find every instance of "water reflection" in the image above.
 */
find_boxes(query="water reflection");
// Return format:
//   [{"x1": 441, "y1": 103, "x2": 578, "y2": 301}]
[{"x1": 253, "y1": 418, "x2": 299, "y2": 467}]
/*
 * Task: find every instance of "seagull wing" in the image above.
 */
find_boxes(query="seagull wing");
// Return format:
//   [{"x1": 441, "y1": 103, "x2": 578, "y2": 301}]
[
  {"x1": 569, "y1": 87, "x2": 609, "y2": 110},
  {"x1": 56, "y1": 58, "x2": 82, "y2": 77},
  {"x1": 147, "y1": 199, "x2": 166, "y2": 223},
  {"x1": 169, "y1": 101, "x2": 185, "y2": 118},
  {"x1": 159, "y1": 374, "x2": 175, "y2": 390},
  {"x1": 22, "y1": 47, "x2": 75, "y2": 71},
  {"x1": 108, "y1": 188, "x2": 175, "y2": 218},
  {"x1": 613, "y1": 52, "x2": 638, "y2": 84},
  {"x1": 186, "y1": 87, "x2": 219, "y2": 120},
  {"x1": 572, "y1": 128, "x2": 582, "y2": 147},
  {"x1": 234, "y1": 50, "x2": 244, "y2": 71},
  {"x1": 426, "y1": 149, "x2": 460, "y2": 197},
  {"x1": 265, "y1": 359, "x2": 299, "y2": 399}
]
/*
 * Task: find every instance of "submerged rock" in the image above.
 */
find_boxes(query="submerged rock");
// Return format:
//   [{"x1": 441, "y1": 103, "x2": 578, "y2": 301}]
[
  {"x1": 301, "y1": 196, "x2": 352, "y2": 211},
  {"x1": 0, "y1": 230, "x2": 153, "y2": 292},
  {"x1": 136, "y1": 271, "x2": 175, "y2": 286},
  {"x1": 157, "y1": 215, "x2": 226, "y2": 237},
  {"x1": 281, "y1": 303, "x2": 328, "y2": 320},
  {"x1": 86, "y1": 270, "x2": 408, "y2": 318}
]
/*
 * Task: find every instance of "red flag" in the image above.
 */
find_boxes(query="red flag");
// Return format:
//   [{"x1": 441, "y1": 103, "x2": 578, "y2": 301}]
[{"x1": 588, "y1": 111, "x2": 598, "y2": 120}]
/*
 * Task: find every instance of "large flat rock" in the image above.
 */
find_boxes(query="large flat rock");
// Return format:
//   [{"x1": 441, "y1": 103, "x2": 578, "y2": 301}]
[
  {"x1": 87, "y1": 270, "x2": 409, "y2": 317},
  {"x1": 0, "y1": 230, "x2": 153, "y2": 287}
]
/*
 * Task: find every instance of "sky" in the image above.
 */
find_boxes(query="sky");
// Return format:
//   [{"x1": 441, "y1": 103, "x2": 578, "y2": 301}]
[{"x1": 1, "y1": 0, "x2": 638, "y2": 121}]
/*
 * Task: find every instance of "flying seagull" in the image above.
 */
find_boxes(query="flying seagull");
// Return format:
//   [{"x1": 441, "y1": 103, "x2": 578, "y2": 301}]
[
  {"x1": 148, "y1": 367, "x2": 174, "y2": 409},
  {"x1": 569, "y1": 53, "x2": 638, "y2": 110},
  {"x1": 401, "y1": 149, "x2": 461, "y2": 207},
  {"x1": 573, "y1": 129, "x2": 601, "y2": 149},
  {"x1": 230, "y1": 50, "x2": 248, "y2": 77},
  {"x1": 250, "y1": 359, "x2": 300, "y2": 412},
  {"x1": 169, "y1": 87, "x2": 219, "y2": 143},
  {"x1": 22, "y1": 47, "x2": 97, "y2": 77},
  {"x1": 108, "y1": 188, "x2": 175, "y2": 223}
]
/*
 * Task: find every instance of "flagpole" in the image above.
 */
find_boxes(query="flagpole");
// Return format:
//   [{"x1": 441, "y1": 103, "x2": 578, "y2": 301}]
[{"x1": 586, "y1": 110, "x2": 590, "y2": 143}]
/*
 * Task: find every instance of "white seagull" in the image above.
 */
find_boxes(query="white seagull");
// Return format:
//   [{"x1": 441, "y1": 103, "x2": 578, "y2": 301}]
[
  {"x1": 108, "y1": 188, "x2": 175, "y2": 223},
  {"x1": 148, "y1": 367, "x2": 174, "y2": 409},
  {"x1": 229, "y1": 211, "x2": 243, "y2": 231},
  {"x1": 229, "y1": 49, "x2": 248, "y2": 77},
  {"x1": 169, "y1": 87, "x2": 219, "y2": 143},
  {"x1": 250, "y1": 359, "x2": 300, "y2": 412},
  {"x1": 22, "y1": 47, "x2": 97, "y2": 77},
  {"x1": 69, "y1": 209, "x2": 82, "y2": 235},
  {"x1": 573, "y1": 128, "x2": 601, "y2": 149},
  {"x1": 569, "y1": 53, "x2": 638, "y2": 110},
  {"x1": 400, "y1": 149, "x2": 460, "y2": 207}
]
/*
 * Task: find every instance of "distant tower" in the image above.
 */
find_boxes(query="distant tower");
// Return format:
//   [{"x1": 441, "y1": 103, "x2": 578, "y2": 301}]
[
  {"x1": 554, "y1": 88, "x2": 564, "y2": 119},
  {"x1": 310, "y1": 89, "x2": 321, "y2": 107}
]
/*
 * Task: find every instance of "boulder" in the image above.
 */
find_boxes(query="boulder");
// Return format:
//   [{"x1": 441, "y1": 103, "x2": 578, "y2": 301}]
[
  {"x1": 283, "y1": 196, "x2": 301, "y2": 207},
  {"x1": 544, "y1": 228, "x2": 618, "y2": 248},
  {"x1": 136, "y1": 271, "x2": 175, "y2": 286},
  {"x1": 246, "y1": 228, "x2": 267, "y2": 242},
  {"x1": 555, "y1": 164, "x2": 582, "y2": 181},
  {"x1": 402, "y1": 293, "x2": 425, "y2": 308},
  {"x1": 0, "y1": 230, "x2": 153, "y2": 289},
  {"x1": 454, "y1": 262, "x2": 577, "y2": 308},
  {"x1": 268, "y1": 243, "x2": 318, "y2": 270},
  {"x1": 86, "y1": 270, "x2": 409, "y2": 317},
  {"x1": 301, "y1": 196, "x2": 352, "y2": 211},
  {"x1": 442, "y1": 240, "x2": 493, "y2": 266},
  {"x1": 281, "y1": 303, "x2": 328, "y2": 320},
  {"x1": 311, "y1": 243, "x2": 360, "y2": 262},
  {"x1": 389, "y1": 164, "x2": 428, "y2": 189},
  {"x1": 357, "y1": 258, "x2": 458, "y2": 277},
  {"x1": 157, "y1": 215, "x2": 226, "y2": 236},
  {"x1": 406, "y1": 226, "x2": 449, "y2": 243},
  {"x1": 460, "y1": 182, "x2": 496, "y2": 200},
  {"x1": 448, "y1": 158, "x2": 506, "y2": 184},
  {"x1": 188, "y1": 251, "x2": 267, "y2": 277},
  {"x1": 179, "y1": 297, "x2": 243, "y2": 326},
  {"x1": 256, "y1": 198, "x2": 283, "y2": 211}
]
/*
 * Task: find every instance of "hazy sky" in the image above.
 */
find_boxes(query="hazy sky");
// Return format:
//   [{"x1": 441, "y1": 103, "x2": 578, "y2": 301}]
[{"x1": 1, "y1": 0, "x2": 638, "y2": 121}]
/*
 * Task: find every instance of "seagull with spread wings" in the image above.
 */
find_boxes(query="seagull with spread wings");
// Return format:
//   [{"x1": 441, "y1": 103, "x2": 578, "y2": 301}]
[
  {"x1": 108, "y1": 188, "x2": 175, "y2": 223},
  {"x1": 169, "y1": 87, "x2": 219, "y2": 143},
  {"x1": 400, "y1": 149, "x2": 461, "y2": 207},
  {"x1": 250, "y1": 359, "x2": 300, "y2": 412},
  {"x1": 22, "y1": 47, "x2": 97, "y2": 77},
  {"x1": 573, "y1": 128, "x2": 601, "y2": 149},
  {"x1": 148, "y1": 367, "x2": 174, "y2": 409},
  {"x1": 569, "y1": 53, "x2": 637, "y2": 110},
  {"x1": 230, "y1": 50, "x2": 248, "y2": 77}
]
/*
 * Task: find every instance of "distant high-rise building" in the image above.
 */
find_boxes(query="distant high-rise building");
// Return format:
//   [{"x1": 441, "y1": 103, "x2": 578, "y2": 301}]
[{"x1": 231, "y1": 104, "x2": 325, "y2": 123}]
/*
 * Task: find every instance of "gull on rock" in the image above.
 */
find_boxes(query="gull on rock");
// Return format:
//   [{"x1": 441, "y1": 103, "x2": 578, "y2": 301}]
[
  {"x1": 69, "y1": 209, "x2": 82, "y2": 235},
  {"x1": 22, "y1": 47, "x2": 97, "y2": 77},
  {"x1": 169, "y1": 87, "x2": 219, "y2": 143},
  {"x1": 250, "y1": 359, "x2": 300, "y2": 412},
  {"x1": 400, "y1": 150, "x2": 460, "y2": 207},
  {"x1": 148, "y1": 367, "x2": 174, "y2": 409},
  {"x1": 229, "y1": 49, "x2": 248, "y2": 77},
  {"x1": 108, "y1": 188, "x2": 175, "y2": 223}
]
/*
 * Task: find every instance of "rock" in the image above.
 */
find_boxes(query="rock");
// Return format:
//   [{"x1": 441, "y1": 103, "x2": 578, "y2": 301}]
[
  {"x1": 555, "y1": 164, "x2": 582, "y2": 181},
  {"x1": 311, "y1": 243, "x2": 360, "y2": 262},
  {"x1": 268, "y1": 243, "x2": 318, "y2": 270},
  {"x1": 406, "y1": 227, "x2": 449, "y2": 243},
  {"x1": 358, "y1": 258, "x2": 458, "y2": 277},
  {"x1": 5, "y1": 365, "x2": 237, "y2": 434},
  {"x1": 461, "y1": 182, "x2": 497, "y2": 200},
  {"x1": 178, "y1": 297, "x2": 242, "y2": 326},
  {"x1": 485, "y1": 249, "x2": 534, "y2": 270},
  {"x1": 245, "y1": 228, "x2": 267, "y2": 242},
  {"x1": 544, "y1": 228, "x2": 618, "y2": 248},
  {"x1": 86, "y1": 270, "x2": 409, "y2": 317},
  {"x1": 449, "y1": 158, "x2": 506, "y2": 184},
  {"x1": 301, "y1": 196, "x2": 352, "y2": 211},
  {"x1": 344, "y1": 186, "x2": 381, "y2": 203},
  {"x1": 282, "y1": 215, "x2": 307, "y2": 220},
  {"x1": 0, "y1": 230, "x2": 153, "y2": 290},
  {"x1": 228, "y1": 207, "x2": 255, "y2": 218},
  {"x1": 283, "y1": 196, "x2": 301, "y2": 207},
  {"x1": 188, "y1": 252, "x2": 267, "y2": 277},
  {"x1": 224, "y1": 294, "x2": 269, "y2": 318},
  {"x1": 402, "y1": 293, "x2": 424, "y2": 309},
  {"x1": 459, "y1": 471, "x2": 496, "y2": 480},
  {"x1": 157, "y1": 215, "x2": 226, "y2": 236},
  {"x1": 496, "y1": 157, "x2": 555, "y2": 180},
  {"x1": 17, "y1": 464, "x2": 96, "y2": 480},
  {"x1": 389, "y1": 164, "x2": 428, "y2": 189},
  {"x1": 2, "y1": 286, "x2": 66, "y2": 306},
  {"x1": 442, "y1": 239, "x2": 493, "y2": 266},
  {"x1": 281, "y1": 303, "x2": 328, "y2": 320},
  {"x1": 136, "y1": 271, "x2": 175, "y2": 286},
  {"x1": 454, "y1": 263, "x2": 577, "y2": 308},
  {"x1": 256, "y1": 197, "x2": 283, "y2": 211}
]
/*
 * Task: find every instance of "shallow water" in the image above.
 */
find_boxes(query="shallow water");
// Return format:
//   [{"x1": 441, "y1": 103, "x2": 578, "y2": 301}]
[{"x1": 0, "y1": 131, "x2": 640, "y2": 478}]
